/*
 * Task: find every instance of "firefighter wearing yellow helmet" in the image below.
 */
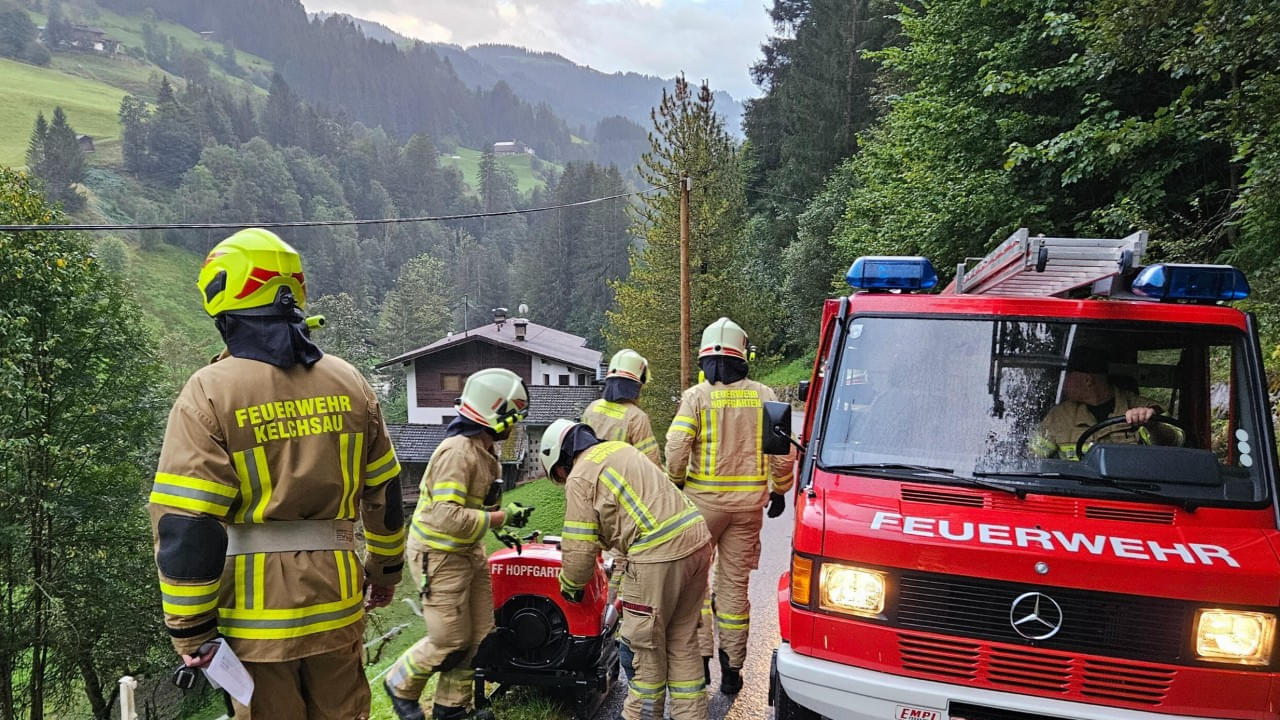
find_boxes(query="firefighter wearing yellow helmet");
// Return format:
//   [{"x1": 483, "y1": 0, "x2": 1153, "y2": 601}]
[
  {"x1": 543, "y1": 419, "x2": 712, "y2": 720},
  {"x1": 385, "y1": 368, "x2": 533, "y2": 720},
  {"x1": 664, "y1": 317, "x2": 794, "y2": 695},
  {"x1": 149, "y1": 228, "x2": 406, "y2": 717},
  {"x1": 583, "y1": 349, "x2": 661, "y2": 465}
]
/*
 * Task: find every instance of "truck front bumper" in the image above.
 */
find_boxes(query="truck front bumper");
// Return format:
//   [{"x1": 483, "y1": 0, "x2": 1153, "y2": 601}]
[{"x1": 774, "y1": 643, "x2": 1226, "y2": 720}]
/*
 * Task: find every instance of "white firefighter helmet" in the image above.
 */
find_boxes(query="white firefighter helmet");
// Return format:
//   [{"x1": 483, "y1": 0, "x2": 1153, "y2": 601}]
[
  {"x1": 456, "y1": 368, "x2": 529, "y2": 432},
  {"x1": 698, "y1": 317, "x2": 748, "y2": 360},
  {"x1": 539, "y1": 418, "x2": 578, "y2": 480},
  {"x1": 607, "y1": 349, "x2": 650, "y2": 384}
]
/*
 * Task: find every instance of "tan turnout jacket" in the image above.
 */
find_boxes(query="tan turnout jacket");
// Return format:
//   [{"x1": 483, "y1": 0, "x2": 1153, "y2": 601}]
[
  {"x1": 149, "y1": 353, "x2": 404, "y2": 661},
  {"x1": 1033, "y1": 389, "x2": 1179, "y2": 460},
  {"x1": 582, "y1": 398, "x2": 661, "y2": 465},
  {"x1": 408, "y1": 434, "x2": 499, "y2": 557},
  {"x1": 665, "y1": 379, "x2": 794, "y2": 512},
  {"x1": 559, "y1": 442, "x2": 711, "y2": 591}
]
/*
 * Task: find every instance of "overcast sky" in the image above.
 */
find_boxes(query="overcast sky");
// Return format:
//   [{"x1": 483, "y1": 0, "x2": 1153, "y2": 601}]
[{"x1": 301, "y1": 0, "x2": 775, "y2": 100}]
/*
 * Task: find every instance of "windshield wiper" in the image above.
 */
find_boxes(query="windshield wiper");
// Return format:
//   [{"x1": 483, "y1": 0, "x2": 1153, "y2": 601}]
[
  {"x1": 829, "y1": 463, "x2": 1023, "y2": 496},
  {"x1": 974, "y1": 470, "x2": 1198, "y2": 511}
]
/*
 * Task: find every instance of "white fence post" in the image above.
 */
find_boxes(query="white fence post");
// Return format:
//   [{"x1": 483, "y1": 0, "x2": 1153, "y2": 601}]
[{"x1": 118, "y1": 676, "x2": 138, "y2": 720}]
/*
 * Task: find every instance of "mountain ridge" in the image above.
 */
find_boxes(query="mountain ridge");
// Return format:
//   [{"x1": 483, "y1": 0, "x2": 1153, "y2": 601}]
[{"x1": 312, "y1": 11, "x2": 745, "y2": 135}]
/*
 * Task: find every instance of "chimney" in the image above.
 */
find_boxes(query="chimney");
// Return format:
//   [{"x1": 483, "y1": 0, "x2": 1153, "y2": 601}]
[
  {"x1": 514, "y1": 318, "x2": 528, "y2": 341},
  {"x1": 492, "y1": 307, "x2": 508, "y2": 330}
]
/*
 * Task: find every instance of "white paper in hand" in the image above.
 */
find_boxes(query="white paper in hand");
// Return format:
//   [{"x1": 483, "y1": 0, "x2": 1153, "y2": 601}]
[{"x1": 200, "y1": 640, "x2": 254, "y2": 707}]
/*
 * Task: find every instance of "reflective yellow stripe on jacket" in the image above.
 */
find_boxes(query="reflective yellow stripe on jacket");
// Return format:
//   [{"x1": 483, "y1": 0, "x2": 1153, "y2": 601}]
[
  {"x1": 562, "y1": 520, "x2": 600, "y2": 543},
  {"x1": 410, "y1": 515, "x2": 490, "y2": 552},
  {"x1": 365, "y1": 527, "x2": 407, "y2": 557},
  {"x1": 363, "y1": 447, "x2": 401, "y2": 488},
  {"x1": 218, "y1": 593, "x2": 365, "y2": 640},
  {"x1": 592, "y1": 400, "x2": 628, "y2": 420},
  {"x1": 600, "y1": 465, "x2": 704, "y2": 555},
  {"x1": 150, "y1": 473, "x2": 238, "y2": 518},
  {"x1": 160, "y1": 580, "x2": 220, "y2": 616}
]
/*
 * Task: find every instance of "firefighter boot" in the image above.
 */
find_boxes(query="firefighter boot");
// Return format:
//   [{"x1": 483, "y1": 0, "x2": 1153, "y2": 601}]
[
  {"x1": 384, "y1": 681, "x2": 426, "y2": 720},
  {"x1": 718, "y1": 649, "x2": 742, "y2": 695}
]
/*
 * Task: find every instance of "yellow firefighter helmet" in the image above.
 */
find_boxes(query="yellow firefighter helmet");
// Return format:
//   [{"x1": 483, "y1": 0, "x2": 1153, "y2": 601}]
[{"x1": 197, "y1": 228, "x2": 307, "y2": 317}]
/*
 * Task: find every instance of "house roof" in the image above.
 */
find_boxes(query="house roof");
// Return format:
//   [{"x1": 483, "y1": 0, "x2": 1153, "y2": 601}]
[
  {"x1": 387, "y1": 424, "x2": 448, "y2": 463},
  {"x1": 527, "y1": 385, "x2": 601, "y2": 425},
  {"x1": 377, "y1": 319, "x2": 602, "y2": 372},
  {"x1": 388, "y1": 422, "x2": 526, "y2": 464}
]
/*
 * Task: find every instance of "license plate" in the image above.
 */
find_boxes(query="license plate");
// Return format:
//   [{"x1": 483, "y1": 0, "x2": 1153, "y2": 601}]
[{"x1": 894, "y1": 706, "x2": 942, "y2": 720}]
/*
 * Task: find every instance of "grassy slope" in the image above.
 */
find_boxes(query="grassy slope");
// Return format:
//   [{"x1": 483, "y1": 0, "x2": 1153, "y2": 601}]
[
  {"x1": 121, "y1": 240, "x2": 224, "y2": 381},
  {"x1": 757, "y1": 351, "x2": 817, "y2": 387},
  {"x1": 0, "y1": 56, "x2": 127, "y2": 166},
  {"x1": 441, "y1": 146, "x2": 561, "y2": 196},
  {"x1": 1, "y1": 4, "x2": 274, "y2": 166}
]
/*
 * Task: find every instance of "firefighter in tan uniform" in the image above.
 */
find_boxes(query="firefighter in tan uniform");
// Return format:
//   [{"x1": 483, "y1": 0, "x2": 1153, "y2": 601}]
[
  {"x1": 665, "y1": 317, "x2": 794, "y2": 695},
  {"x1": 541, "y1": 419, "x2": 713, "y2": 720},
  {"x1": 1032, "y1": 346, "x2": 1184, "y2": 459},
  {"x1": 149, "y1": 228, "x2": 405, "y2": 719},
  {"x1": 583, "y1": 349, "x2": 661, "y2": 466},
  {"x1": 385, "y1": 368, "x2": 533, "y2": 720},
  {"x1": 582, "y1": 349, "x2": 661, "y2": 625}
]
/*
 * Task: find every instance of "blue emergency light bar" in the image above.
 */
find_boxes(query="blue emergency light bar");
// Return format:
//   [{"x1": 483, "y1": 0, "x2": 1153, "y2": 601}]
[
  {"x1": 1131, "y1": 263, "x2": 1250, "y2": 302},
  {"x1": 846, "y1": 256, "x2": 938, "y2": 291}
]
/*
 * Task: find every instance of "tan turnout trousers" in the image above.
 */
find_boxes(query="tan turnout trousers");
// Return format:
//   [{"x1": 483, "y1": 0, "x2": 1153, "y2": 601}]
[
  {"x1": 621, "y1": 544, "x2": 713, "y2": 720},
  {"x1": 231, "y1": 640, "x2": 370, "y2": 719},
  {"x1": 693, "y1": 505, "x2": 762, "y2": 667},
  {"x1": 386, "y1": 544, "x2": 494, "y2": 709}
]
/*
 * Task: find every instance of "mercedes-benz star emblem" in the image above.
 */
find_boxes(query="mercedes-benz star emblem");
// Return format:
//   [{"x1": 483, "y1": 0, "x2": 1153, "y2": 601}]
[{"x1": 1009, "y1": 591, "x2": 1064, "y2": 640}]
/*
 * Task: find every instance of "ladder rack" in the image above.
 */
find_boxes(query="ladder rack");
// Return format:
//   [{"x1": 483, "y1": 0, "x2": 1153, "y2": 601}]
[{"x1": 952, "y1": 228, "x2": 1147, "y2": 297}]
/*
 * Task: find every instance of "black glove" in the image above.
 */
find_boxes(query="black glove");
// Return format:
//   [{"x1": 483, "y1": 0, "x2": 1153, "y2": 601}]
[{"x1": 766, "y1": 492, "x2": 786, "y2": 518}]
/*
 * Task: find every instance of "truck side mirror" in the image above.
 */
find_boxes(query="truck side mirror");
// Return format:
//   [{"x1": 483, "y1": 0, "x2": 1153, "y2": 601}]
[
  {"x1": 762, "y1": 401, "x2": 792, "y2": 455},
  {"x1": 797, "y1": 380, "x2": 810, "y2": 403}
]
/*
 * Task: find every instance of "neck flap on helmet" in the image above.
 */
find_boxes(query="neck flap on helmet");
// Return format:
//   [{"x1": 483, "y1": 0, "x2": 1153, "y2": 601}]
[
  {"x1": 603, "y1": 377, "x2": 641, "y2": 403},
  {"x1": 446, "y1": 415, "x2": 494, "y2": 439},
  {"x1": 557, "y1": 424, "x2": 601, "y2": 472},
  {"x1": 214, "y1": 289, "x2": 323, "y2": 369},
  {"x1": 700, "y1": 356, "x2": 748, "y2": 385}
]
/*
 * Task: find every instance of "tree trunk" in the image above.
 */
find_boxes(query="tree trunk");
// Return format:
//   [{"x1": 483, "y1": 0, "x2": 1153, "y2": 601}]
[{"x1": 74, "y1": 651, "x2": 109, "y2": 720}]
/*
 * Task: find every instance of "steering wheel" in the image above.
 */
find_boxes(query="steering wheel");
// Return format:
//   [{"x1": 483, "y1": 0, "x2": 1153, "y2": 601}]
[{"x1": 1075, "y1": 414, "x2": 1187, "y2": 459}]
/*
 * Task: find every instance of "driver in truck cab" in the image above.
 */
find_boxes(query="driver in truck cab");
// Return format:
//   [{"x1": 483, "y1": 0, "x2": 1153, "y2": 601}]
[{"x1": 1032, "y1": 346, "x2": 1184, "y2": 459}]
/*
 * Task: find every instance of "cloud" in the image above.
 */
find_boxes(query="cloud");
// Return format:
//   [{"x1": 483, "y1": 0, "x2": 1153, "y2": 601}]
[{"x1": 302, "y1": 0, "x2": 772, "y2": 99}]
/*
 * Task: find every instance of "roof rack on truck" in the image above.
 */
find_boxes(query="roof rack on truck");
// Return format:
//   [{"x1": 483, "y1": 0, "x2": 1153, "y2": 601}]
[{"x1": 951, "y1": 228, "x2": 1148, "y2": 297}]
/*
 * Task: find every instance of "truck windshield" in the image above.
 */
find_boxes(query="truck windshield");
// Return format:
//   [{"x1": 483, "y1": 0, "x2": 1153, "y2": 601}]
[{"x1": 818, "y1": 316, "x2": 1269, "y2": 506}]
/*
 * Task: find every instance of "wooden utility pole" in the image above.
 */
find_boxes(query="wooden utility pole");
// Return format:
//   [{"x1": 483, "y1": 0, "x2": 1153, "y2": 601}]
[{"x1": 679, "y1": 172, "x2": 692, "y2": 390}]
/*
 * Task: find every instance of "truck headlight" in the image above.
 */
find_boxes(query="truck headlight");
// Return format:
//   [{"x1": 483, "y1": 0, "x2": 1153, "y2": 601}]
[
  {"x1": 818, "y1": 563, "x2": 886, "y2": 617},
  {"x1": 1195, "y1": 609, "x2": 1276, "y2": 665}
]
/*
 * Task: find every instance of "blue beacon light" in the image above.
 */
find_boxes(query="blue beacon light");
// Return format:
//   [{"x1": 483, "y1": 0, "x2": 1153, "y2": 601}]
[
  {"x1": 1131, "y1": 264, "x2": 1251, "y2": 302},
  {"x1": 846, "y1": 256, "x2": 939, "y2": 291}
]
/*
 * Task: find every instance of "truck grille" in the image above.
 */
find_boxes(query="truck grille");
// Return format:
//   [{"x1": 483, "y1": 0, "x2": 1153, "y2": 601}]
[
  {"x1": 898, "y1": 631, "x2": 1175, "y2": 707},
  {"x1": 894, "y1": 571, "x2": 1191, "y2": 664}
]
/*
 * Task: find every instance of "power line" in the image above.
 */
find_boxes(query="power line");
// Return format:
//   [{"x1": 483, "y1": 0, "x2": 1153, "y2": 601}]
[{"x1": 0, "y1": 182, "x2": 676, "y2": 233}]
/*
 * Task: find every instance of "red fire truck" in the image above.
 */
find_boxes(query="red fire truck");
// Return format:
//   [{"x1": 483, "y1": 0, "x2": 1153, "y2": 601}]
[{"x1": 770, "y1": 229, "x2": 1278, "y2": 720}]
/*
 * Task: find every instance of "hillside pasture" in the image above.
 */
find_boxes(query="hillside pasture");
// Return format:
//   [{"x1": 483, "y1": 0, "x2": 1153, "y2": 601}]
[{"x1": 0, "y1": 57, "x2": 126, "y2": 167}]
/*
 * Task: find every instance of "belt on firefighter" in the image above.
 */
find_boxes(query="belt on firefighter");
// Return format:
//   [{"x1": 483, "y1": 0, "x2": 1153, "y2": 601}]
[{"x1": 225, "y1": 519, "x2": 357, "y2": 555}]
